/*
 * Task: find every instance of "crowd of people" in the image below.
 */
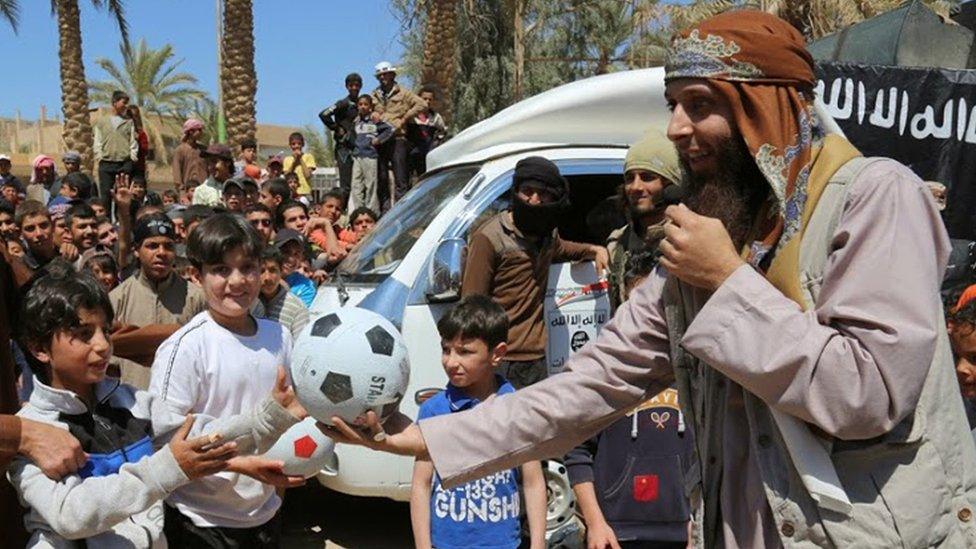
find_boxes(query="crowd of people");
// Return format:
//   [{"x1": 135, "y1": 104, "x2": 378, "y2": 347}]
[
  {"x1": 0, "y1": 60, "x2": 453, "y2": 548},
  {"x1": 3, "y1": 10, "x2": 976, "y2": 549}
]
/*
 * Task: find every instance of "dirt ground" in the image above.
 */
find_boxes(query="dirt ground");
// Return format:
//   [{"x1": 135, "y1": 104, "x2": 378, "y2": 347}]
[{"x1": 280, "y1": 482, "x2": 413, "y2": 548}]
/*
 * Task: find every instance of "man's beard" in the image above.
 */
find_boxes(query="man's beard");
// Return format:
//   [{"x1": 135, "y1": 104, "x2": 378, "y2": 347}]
[{"x1": 681, "y1": 135, "x2": 770, "y2": 250}]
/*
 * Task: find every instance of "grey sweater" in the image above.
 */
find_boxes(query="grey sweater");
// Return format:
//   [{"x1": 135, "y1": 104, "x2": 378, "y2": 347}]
[{"x1": 8, "y1": 377, "x2": 297, "y2": 548}]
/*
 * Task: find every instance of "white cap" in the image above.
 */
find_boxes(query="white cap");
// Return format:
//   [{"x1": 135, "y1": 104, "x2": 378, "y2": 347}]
[
  {"x1": 374, "y1": 61, "x2": 397, "y2": 76},
  {"x1": 0, "y1": 154, "x2": 9, "y2": 162}
]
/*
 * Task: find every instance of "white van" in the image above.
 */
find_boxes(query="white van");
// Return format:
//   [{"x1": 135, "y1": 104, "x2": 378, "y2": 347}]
[{"x1": 311, "y1": 67, "x2": 670, "y2": 540}]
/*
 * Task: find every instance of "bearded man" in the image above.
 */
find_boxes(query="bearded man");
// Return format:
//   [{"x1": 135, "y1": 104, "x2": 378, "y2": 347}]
[
  {"x1": 330, "y1": 12, "x2": 976, "y2": 548},
  {"x1": 606, "y1": 131, "x2": 682, "y2": 309}
]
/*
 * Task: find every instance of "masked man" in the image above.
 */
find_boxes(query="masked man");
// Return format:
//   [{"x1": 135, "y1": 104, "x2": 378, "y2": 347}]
[
  {"x1": 461, "y1": 156, "x2": 608, "y2": 388},
  {"x1": 333, "y1": 12, "x2": 976, "y2": 548}
]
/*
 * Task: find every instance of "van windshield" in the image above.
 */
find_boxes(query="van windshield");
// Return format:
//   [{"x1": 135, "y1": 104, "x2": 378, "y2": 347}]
[{"x1": 337, "y1": 166, "x2": 481, "y2": 282}]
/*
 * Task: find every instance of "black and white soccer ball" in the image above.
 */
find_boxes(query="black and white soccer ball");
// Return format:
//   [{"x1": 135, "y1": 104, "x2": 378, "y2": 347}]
[{"x1": 291, "y1": 307, "x2": 410, "y2": 426}]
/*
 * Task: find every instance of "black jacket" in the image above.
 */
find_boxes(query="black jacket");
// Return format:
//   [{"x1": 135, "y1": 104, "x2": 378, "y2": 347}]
[
  {"x1": 318, "y1": 96, "x2": 359, "y2": 152},
  {"x1": 564, "y1": 387, "x2": 694, "y2": 543}
]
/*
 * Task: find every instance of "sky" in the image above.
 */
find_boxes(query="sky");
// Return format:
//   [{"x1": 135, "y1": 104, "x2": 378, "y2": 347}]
[{"x1": 0, "y1": 0, "x2": 407, "y2": 128}]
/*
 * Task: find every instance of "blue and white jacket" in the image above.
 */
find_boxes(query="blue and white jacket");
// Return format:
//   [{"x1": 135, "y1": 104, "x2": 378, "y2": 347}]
[{"x1": 8, "y1": 377, "x2": 297, "y2": 548}]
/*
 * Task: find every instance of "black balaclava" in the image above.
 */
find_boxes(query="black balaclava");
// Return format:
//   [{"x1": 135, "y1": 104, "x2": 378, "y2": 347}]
[{"x1": 511, "y1": 156, "x2": 570, "y2": 237}]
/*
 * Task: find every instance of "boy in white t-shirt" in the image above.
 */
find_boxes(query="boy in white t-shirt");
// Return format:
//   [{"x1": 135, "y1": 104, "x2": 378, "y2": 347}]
[{"x1": 149, "y1": 213, "x2": 305, "y2": 547}]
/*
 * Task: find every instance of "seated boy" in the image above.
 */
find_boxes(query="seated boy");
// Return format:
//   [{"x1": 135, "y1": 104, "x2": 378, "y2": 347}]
[
  {"x1": 258, "y1": 247, "x2": 310, "y2": 337},
  {"x1": 149, "y1": 213, "x2": 307, "y2": 546},
  {"x1": 410, "y1": 295, "x2": 546, "y2": 549},
  {"x1": 564, "y1": 251, "x2": 693, "y2": 549},
  {"x1": 9, "y1": 265, "x2": 305, "y2": 547}
]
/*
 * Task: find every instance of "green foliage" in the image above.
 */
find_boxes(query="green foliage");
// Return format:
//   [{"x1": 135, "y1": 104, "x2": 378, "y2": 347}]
[
  {"x1": 303, "y1": 124, "x2": 334, "y2": 168},
  {"x1": 394, "y1": 0, "x2": 672, "y2": 132},
  {"x1": 395, "y1": 0, "x2": 964, "y2": 133},
  {"x1": 88, "y1": 38, "x2": 210, "y2": 163}
]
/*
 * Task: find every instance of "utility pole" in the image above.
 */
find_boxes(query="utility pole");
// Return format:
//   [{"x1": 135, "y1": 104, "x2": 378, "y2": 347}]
[{"x1": 216, "y1": 0, "x2": 227, "y2": 143}]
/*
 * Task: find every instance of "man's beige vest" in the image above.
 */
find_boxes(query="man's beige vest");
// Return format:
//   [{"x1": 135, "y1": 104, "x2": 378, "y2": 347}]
[
  {"x1": 95, "y1": 115, "x2": 133, "y2": 162},
  {"x1": 665, "y1": 158, "x2": 976, "y2": 547}
]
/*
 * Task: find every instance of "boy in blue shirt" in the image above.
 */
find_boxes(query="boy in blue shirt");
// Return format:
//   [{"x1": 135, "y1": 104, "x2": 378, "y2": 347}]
[{"x1": 411, "y1": 295, "x2": 547, "y2": 549}]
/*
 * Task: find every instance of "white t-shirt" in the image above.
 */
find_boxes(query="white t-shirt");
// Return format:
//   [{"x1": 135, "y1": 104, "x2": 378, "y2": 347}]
[{"x1": 149, "y1": 311, "x2": 292, "y2": 528}]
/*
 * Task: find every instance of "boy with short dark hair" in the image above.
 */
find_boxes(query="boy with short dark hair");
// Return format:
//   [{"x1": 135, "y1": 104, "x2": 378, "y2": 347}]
[
  {"x1": 162, "y1": 189, "x2": 179, "y2": 207},
  {"x1": 48, "y1": 172, "x2": 94, "y2": 207},
  {"x1": 351, "y1": 94, "x2": 393, "y2": 212},
  {"x1": 259, "y1": 178, "x2": 291, "y2": 212},
  {"x1": 86, "y1": 197, "x2": 106, "y2": 217},
  {"x1": 282, "y1": 132, "x2": 316, "y2": 199},
  {"x1": 410, "y1": 294, "x2": 546, "y2": 549},
  {"x1": 235, "y1": 137, "x2": 259, "y2": 177},
  {"x1": 149, "y1": 213, "x2": 306, "y2": 546},
  {"x1": 258, "y1": 247, "x2": 309, "y2": 337},
  {"x1": 273, "y1": 228, "x2": 317, "y2": 308},
  {"x1": 9, "y1": 267, "x2": 304, "y2": 547},
  {"x1": 180, "y1": 179, "x2": 200, "y2": 206},
  {"x1": 0, "y1": 200, "x2": 16, "y2": 239}
]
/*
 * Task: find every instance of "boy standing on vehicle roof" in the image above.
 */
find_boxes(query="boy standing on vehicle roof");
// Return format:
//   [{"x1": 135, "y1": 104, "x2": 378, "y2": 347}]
[
  {"x1": 461, "y1": 156, "x2": 608, "y2": 389},
  {"x1": 319, "y1": 73, "x2": 364, "y2": 197}
]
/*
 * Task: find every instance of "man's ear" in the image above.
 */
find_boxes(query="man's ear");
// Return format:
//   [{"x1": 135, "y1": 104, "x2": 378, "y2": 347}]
[{"x1": 490, "y1": 342, "x2": 508, "y2": 366}]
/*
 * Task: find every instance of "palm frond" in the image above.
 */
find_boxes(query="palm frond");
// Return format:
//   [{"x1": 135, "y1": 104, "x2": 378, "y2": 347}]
[
  {"x1": 0, "y1": 0, "x2": 19, "y2": 32},
  {"x1": 91, "y1": 0, "x2": 130, "y2": 50}
]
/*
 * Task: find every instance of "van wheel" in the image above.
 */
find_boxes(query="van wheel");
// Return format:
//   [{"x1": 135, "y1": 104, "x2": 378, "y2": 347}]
[{"x1": 544, "y1": 460, "x2": 583, "y2": 548}]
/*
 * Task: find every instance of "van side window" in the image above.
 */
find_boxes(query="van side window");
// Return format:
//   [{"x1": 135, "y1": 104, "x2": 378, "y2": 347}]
[{"x1": 466, "y1": 189, "x2": 511, "y2": 241}]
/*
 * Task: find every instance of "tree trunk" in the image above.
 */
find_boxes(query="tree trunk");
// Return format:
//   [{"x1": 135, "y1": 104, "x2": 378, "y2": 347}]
[
  {"x1": 421, "y1": 0, "x2": 458, "y2": 125},
  {"x1": 221, "y1": 0, "x2": 257, "y2": 149},
  {"x1": 513, "y1": 0, "x2": 526, "y2": 102},
  {"x1": 56, "y1": 0, "x2": 95, "y2": 173}
]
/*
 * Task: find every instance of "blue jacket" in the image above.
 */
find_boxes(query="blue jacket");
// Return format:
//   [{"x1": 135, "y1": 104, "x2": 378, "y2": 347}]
[
  {"x1": 352, "y1": 115, "x2": 394, "y2": 159},
  {"x1": 564, "y1": 387, "x2": 694, "y2": 543}
]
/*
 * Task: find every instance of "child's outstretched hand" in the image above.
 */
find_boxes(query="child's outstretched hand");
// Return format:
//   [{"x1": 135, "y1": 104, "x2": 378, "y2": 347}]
[
  {"x1": 271, "y1": 365, "x2": 308, "y2": 420},
  {"x1": 226, "y1": 455, "x2": 306, "y2": 488},
  {"x1": 169, "y1": 415, "x2": 238, "y2": 480}
]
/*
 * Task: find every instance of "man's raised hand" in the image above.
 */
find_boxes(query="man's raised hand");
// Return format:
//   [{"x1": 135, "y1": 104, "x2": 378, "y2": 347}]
[{"x1": 659, "y1": 204, "x2": 745, "y2": 291}]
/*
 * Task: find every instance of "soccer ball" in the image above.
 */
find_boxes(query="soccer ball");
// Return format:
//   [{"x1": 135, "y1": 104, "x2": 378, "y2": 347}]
[
  {"x1": 291, "y1": 307, "x2": 410, "y2": 426},
  {"x1": 262, "y1": 418, "x2": 338, "y2": 479}
]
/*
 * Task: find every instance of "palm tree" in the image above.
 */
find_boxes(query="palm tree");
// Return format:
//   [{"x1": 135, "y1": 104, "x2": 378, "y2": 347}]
[
  {"x1": 666, "y1": 0, "x2": 960, "y2": 39},
  {"x1": 221, "y1": 0, "x2": 257, "y2": 149},
  {"x1": 422, "y1": 0, "x2": 458, "y2": 124},
  {"x1": 0, "y1": 0, "x2": 128, "y2": 172},
  {"x1": 89, "y1": 38, "x2": 209, "y2": 164}
]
